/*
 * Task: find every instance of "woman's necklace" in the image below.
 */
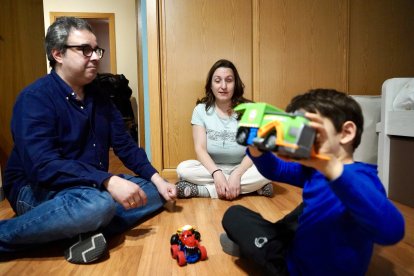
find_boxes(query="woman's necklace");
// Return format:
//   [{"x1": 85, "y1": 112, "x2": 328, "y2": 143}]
[
  {"x1": 214, "y1": 104, "x2": 235, "y2": 146},
  {"x1": 215, "y1": 105, "x2": 232, "y2": 126}
]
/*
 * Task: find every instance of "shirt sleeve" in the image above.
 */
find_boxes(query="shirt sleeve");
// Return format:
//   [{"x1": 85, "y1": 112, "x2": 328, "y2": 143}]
[
  {"x1": 191, "y1": 104, "x2": 205, "y2": 127},
  {"x1": 108, "y1": 101, "x2": 158, "y2": 180},
  {"x1": 328, "y1": 165, "x2": 405, "y2": 245},
  {"x1": 246, "y1": 149, "x2": 309, "y2": 187}
]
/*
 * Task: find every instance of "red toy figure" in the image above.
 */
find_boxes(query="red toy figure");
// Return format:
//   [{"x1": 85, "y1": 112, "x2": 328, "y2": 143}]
[{"x1": 170, "y1": 225, "x2": 207, "y2": 266}]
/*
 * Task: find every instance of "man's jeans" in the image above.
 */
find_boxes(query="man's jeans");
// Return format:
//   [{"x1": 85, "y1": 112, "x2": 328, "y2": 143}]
[{"x1": 0, "y1": 175, "x2": 165, "y2": 252}]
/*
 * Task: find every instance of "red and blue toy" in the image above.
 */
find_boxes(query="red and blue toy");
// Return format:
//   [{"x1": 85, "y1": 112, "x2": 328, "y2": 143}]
[{"x1": 170, "y1": 225, "x2": 207, "y2": 266}]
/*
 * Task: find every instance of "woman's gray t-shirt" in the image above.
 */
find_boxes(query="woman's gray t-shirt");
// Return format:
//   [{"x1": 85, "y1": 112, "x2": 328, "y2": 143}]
[{"x1": 191, "y1": 103, "x2": 246, "y2": 164}]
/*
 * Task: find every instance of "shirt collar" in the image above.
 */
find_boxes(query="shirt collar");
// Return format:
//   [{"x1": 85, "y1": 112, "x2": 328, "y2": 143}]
[{"x1": 50, "y1": 70, "x2": 95, "y2": 102}]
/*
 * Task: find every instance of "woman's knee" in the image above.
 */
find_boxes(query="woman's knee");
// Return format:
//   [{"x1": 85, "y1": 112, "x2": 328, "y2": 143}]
[
  {"x1": 176, "y1": 160, "x2": 199, "y2": 179},
  {"x1": 176, "y1": 161, "x2": 187, "y2": 178}
]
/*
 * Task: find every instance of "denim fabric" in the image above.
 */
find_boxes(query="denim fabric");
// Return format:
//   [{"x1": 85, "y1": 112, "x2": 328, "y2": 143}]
[
  {"x1": 101, "y1": 174, "x2": 165, "y2": 237},
  {"x1": 0, "y1": 175, "x2": 164, "y2": 252}
]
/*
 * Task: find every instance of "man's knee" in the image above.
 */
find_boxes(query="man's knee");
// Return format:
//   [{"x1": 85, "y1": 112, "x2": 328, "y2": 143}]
[
  {"x1": 63, "y1": 188, "x2": 116, "y2": 227},
  {"x1": 91, "y1": 191, "x2": 117, "y2": 214}
]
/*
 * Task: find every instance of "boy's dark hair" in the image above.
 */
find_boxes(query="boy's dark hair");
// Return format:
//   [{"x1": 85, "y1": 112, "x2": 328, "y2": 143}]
[{"x1": 286, "y1": 89, "x2": 364, "y2": 150}]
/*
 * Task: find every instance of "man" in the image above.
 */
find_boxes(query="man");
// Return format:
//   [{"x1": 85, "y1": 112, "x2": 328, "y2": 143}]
[{"x1": 1, "y1": 17, "x2": 176, "y2": 264}]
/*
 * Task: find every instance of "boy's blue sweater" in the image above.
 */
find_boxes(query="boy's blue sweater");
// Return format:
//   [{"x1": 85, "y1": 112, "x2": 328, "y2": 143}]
[{"x1": 248, "y1": 151, "x2": 405, "y2": 276}]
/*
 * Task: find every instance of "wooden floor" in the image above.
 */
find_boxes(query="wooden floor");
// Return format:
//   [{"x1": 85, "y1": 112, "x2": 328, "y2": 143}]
[{"x1": 0, "y1": 152, "x2": 413, "y2": 275}]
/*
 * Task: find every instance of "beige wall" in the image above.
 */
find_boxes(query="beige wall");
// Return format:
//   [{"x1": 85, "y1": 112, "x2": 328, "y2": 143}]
[{"x1": 42, "y1": 0, "x2": 139, "y2": 101}]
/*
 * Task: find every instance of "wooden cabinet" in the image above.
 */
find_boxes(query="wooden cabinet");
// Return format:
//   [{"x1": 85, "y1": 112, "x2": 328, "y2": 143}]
[
  {"x1": 349, "y1": 0, "x2": 414, "y2": 94},
  {"x1": 146, "y1": 0, "x2": 414, "y2": 176},
  {"x1": 257, "y1": 0, "x2": 348, "y2": 109}
]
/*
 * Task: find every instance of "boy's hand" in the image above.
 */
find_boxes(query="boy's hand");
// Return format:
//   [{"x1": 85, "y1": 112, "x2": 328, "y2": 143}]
[
  {"x1": 281, "y1": 112, "x2": 344, "y2": 180},
  {"x1": 248, "y1": 145, "x2": 263, "y2": 157}
]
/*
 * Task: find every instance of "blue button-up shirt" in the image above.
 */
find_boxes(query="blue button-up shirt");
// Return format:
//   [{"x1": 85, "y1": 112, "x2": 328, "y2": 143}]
[{"x1": 4, "y1": 71, "x2": 157, "y2": 207}]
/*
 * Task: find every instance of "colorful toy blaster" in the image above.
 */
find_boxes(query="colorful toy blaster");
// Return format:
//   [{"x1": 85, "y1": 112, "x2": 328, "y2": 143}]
[
  {"x1": 170, "y1": 225, "x2": 207, "y2": 266},
  {"x1": 235, "y1": 102, "x2": 328, "y2": 160}
]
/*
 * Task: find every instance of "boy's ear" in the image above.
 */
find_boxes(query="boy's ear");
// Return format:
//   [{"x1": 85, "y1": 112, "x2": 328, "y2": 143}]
[{"x1": 340, "y1": 121, "x2": 356, "y2": 145}]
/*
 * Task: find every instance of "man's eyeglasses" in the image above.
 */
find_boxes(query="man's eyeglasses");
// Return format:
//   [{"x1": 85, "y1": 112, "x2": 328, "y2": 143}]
[{"x1": 64, "y1": 45, "x2": 105, "y2": 59}]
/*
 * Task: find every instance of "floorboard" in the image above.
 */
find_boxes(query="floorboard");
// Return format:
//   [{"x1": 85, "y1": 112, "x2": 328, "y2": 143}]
[{"x1": 0, "y1": 151, "x2": 412, "y2": 275}]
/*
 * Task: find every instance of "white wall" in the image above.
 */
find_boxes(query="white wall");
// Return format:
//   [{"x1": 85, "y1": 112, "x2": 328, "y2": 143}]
[
  {"x1": 42, "y1": 0, "x2": 139, "y2": 101},
  {"x1": 89, "y1": 20, "x2": 111, "y2": 73}
]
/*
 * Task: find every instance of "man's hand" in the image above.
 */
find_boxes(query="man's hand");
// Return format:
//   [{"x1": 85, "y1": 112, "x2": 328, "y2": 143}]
[
  {"x1": 103, "y1": 175, "x2": 147, "y2": 209},
  {"x1": 151, "y1": 173, "x2": 177, "y2": 202}
]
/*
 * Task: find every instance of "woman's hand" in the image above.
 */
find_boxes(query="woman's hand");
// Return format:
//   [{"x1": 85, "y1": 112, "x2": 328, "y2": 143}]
[
  {"x1": 213, "y1": 171, "x2": 229, "y2": 199},
  {"x1": 226, "y1": 171, "x2": 242, "y2": 200}
]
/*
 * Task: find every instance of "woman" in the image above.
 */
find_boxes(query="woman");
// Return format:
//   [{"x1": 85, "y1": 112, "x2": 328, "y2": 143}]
[{"x1": 176, "y1": 59, "x2": 272, "y2": 200}]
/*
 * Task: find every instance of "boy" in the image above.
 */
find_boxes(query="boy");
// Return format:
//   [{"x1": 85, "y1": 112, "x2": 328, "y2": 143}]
[{"x1": 221, "y1": 89, "x2": 405, "y2": 275}]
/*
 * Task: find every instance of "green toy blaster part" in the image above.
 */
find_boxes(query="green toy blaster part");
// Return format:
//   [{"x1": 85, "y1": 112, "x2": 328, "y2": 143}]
[{"x1": 235, "y1": 102, "x2": 329, "y2": 160}]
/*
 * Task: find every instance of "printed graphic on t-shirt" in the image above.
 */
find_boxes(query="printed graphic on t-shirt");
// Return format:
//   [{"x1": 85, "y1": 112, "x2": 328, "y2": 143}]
[{"x1": 206, "y1": 129, "x2": 236, "y2": 146}]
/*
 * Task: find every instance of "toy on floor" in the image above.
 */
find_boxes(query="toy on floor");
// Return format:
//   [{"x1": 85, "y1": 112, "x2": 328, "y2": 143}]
[
  {"x1": 235, "y1": 102, "x2": 329, "y2": 160},
  {"x1": 170, "y1": 225, "x2": 207, "y2": 266}
]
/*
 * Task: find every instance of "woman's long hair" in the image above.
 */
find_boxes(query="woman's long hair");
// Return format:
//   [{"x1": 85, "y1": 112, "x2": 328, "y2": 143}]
[{"x1": 197, "y1": 59, "x2": 252, "y2": 111}]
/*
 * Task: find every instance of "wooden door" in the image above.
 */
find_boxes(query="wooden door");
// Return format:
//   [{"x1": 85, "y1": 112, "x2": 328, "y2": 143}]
[
  {"x1": 0, "y1": 0, "x2": 46, "y2": 169},
  {"x1": 158, "y1": 0, "x2": 253, "y2": 177}
]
